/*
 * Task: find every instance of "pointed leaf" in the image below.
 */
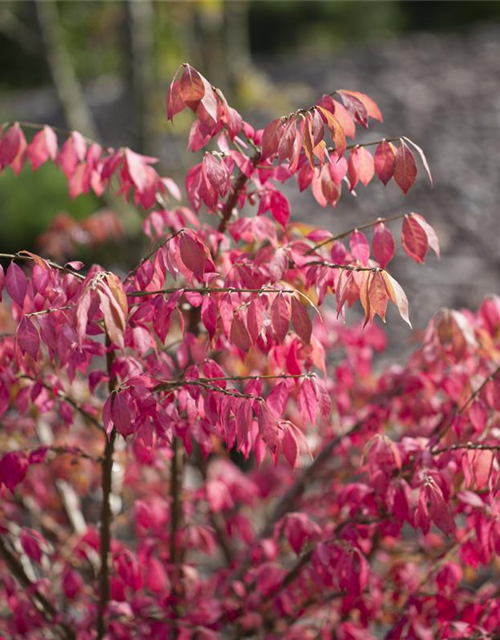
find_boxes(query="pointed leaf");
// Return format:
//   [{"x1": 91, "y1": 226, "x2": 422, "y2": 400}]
[
  {"x1": 394, "y1": 140, "x2": 417, "y2": 195},
  {"x1": 6, "y1": 262, "x2": 27, "y2": 307},
  {"x1": 374, "y1": 140, "x2": 396, "y2": 185},
  {"x1": 372, "y1": 221, "x2": 395, "y2": 269},
  {"x1": 402, "y1": 214, "x2": 428, "y2": 263},
  {"x1": 271, "y1": 293, "x2": 290, "y2": 343},
  {"x1": 291, "y1": 296, "x2": 312, "y2": 343}
]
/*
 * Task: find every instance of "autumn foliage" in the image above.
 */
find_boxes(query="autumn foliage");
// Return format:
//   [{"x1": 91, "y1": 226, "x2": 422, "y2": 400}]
[{"x1": 1, "y1": 64, "x2": 500, "y2": 639}]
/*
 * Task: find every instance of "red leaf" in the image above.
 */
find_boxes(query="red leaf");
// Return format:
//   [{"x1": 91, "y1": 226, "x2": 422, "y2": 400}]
[
  {"x1": 374, "y1": 140, "x2": 396, "y2": 185},
  {"x1": 179, "y1": 232, "x2": 207, "y2": 280},
  {"x1": 0, "y1": 123, "x2": 22, "y2": 170},
  {"x1": 316, "y1": 105, "x2": 346, "y2": 156},
  {"x1": 291, "y1": 296, "x2": 312, "y2": 344},
  {"x1": 17, "y1": 317, "x2": 40, "y2": 359},
  {"x1": 412, "y1": 213, "x2": 440, "y2": 258},
  {"x1": 271, "y1": 293, "x2": 290, "y2": 343},
  {"x1": 339, "y1": 89, "x2": 383, "y2": 123},
  {"x1": 348, "y1": 146, "x2": 374, "y2": 189},
  {"x1": 75, "y1": 288, "x2": 92, "y2": 346},
  {"x1": 267, "y1": 382, "x2": 289, "y2": 418},
  {"x1": 367, "y1": 271, "x2": 389, "y2": 324},
  {"x1": 201, "y1": 295, "x2": 217, "y2": 340},
  {"x1": 394, "y1": 140, "x2": 417, "y2": 195},
  {"x1": 269, "y1": 191, "x2": 291, "y2": 228},
  {"x1": 469, "y1": 399, "x2": 488, "y2": 432},
  {"x1": 0, "y1": 451, "x2": 28, "y2": 491},
  {"x1": 402, "y1": 136, "x2": 433, "y2": 187},
  {"x1": 6, "y1": 262, "x2": 27, "y2": 307},
  {"x1": 27, "y1": 126, "x2": 58, "y2": 171},
  {"x1": 203, "y1": 153, "x2": 229, "y2": 197},
  {"x1": 282, "y1": 425, "x2": 299, "y2": 468},
  {"x1": 402, "y1": 214, "x2": 428, "y2": 264},
  {"x1": 247, "y1": 297, "x2": 264, "y2": 343},
  {"x1": 350, "y1": 229, "x2": 370, "y2": 265},
  {"x1": 230, "y1": 315, "x2": 251, "y2": 352},
  {"x1": 261, "y1": 118, "x2": 283, "y2": 160},
  {"x1": 112, "y1": 392, "x2": 134, "y2": 437},
  {"x1": 180, "y1": 64, "x2": 205, "y2": 107},
  {"x1": 372, "y1": 221, "x2": 395, "y2": 269},
  {"x1": 59, "y1": 131, "x2": 87, "y2": 179},
  {"x1": 297, "y1": 377, "x2": 318, "y2": 424},
  {"x1": 20, "y1": 529, "x2": 43, "y2": 564},
  {"x1": 258, "y1": 403, "x2": 279, "y2": 450}
]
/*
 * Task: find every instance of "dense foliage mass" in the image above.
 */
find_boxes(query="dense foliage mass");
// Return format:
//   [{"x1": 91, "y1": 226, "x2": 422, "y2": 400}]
[{"x1": 1, "y1": 64, "x2": 499, "y2": 640}]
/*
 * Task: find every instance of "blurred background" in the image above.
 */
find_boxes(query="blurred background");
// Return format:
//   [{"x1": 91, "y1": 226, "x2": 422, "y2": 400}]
[{"x1": 1, "y1": 0, "x2": 500, "y2": 354}]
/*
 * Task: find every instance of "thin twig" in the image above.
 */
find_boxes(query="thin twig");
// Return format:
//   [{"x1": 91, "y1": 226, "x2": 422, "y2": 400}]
[
  {"x1": 431, "y1": 364, "x2": 500, "y2": 448},
  {"x1": 217, "y1": 152, "x2": 260, "y2": 235},
  {"x1": 128, "y1": 285, "x2": 297, "y2": 298},
  {"x1": 0, "y1": 251, "x2": 85, "y2": 280},
  {"x1": 124, "y1": 228, "x2": 185, "y2": 283},
  {"x1": 307, "y1": 213, "x2": 406, "y2": 254}
]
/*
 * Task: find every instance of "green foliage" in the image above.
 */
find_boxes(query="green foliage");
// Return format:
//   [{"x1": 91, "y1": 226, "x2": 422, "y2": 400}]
[{"x1": 0, "y1": 163, "x2": 99, "y2": 253}]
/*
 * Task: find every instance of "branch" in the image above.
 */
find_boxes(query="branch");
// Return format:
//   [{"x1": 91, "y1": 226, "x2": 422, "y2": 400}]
[
  {"x1": 0, "y1": 252, "x2": 85, "y2": 280},
  {"x1": 128, "y1": 285, "x2": 297, "y2": 298},
  {"x1": 432, "y1": 442, "x2": 500, "y2": 455},
  {"x1": 217, "y1": 152, "x2": 260, "y2": 235},
  {"x1": 18, "y1": 375, "x2": 105, "y2": 433},
  {"x1": 96, "y1": 342, "x2": 117, "y2": 640},
  {"x1": 308, "y1": 213, "x2": 406, "y2": 254},
  {"x1": 124, "y1": 228, "x2": 185, "y2": 283},
  {"x1": 152, "y1": 372, "x2": 313, "y2": 393},
  {"x1": 431, "y1": 364, "x2": 500, "y2": 448},
  {"x1": 0, "y1": 535, "x2": 74, "y2": 640},
  {"x1": 169, "y1": 435, "x2": 185, "y2": 639},
  {"x1": 226, "y1": 418, "x2": 366, "y2": 586},
  {"x1": 198, "y1": 454, "x2": 235, "y2": 567}
]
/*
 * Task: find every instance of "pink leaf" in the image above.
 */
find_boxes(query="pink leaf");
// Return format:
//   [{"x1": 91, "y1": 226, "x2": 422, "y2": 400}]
[
  {"x1": 17, "y1": 317, "x2": 40, "y2": 359},
  {"x1": 297, "y1": 378, "x2": 318, "y2": 424},
  {"x1": 112, "y1": 392, "x2": 134, "y2": 438},
  {"x1": 0, "y1": 451, "x2": 28, "y2": 491},
  {"x1": 291, "y1": 296, "x2": 312, "y2": 344},
  {"x1": 350, "y1": 229, "x2": 370, "y2": 265},
  {"x1": 282, "y1": 425, "x2": 299, "y2": 468},
  {"x1": 0, "y1": 123, "x2": 23, "y2": 170},
  {"x1": 258, "y1": 403, "x2": 279, "y2": 450},
  {"x1": 372, "y1": 221, "x2": 395, "y2": 269},
  {"x1": 27, "y1": 126, "x2": 58, "y2": 171},
  {"x1": 394, "y1": 140, "x2": 417, "y2": 195},
  {"x1": 230, "y1": 315, "x2": 251, "y2": 352},
  {"x1": 402, "y1": 214, "x2": 428, "y2": 264},
  {"x1": 6, "y1": 262, "x2": 27, "y2": 307},
  {"x1": 374, "y1": 140, "x2": 396, "y2": 185},
  {"x1": 271, "y1": 293, "x2": 290, "y2": 343},
  {"x1": 179, "y1": 232, "x2": 207, "y2": 280},
  {"x1": 269, "y1": 191, "x2": 291, "y2": 228}
]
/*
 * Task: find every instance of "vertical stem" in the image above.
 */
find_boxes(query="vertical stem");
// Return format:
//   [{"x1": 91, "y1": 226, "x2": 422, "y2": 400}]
[
  {"x1": 96, "y1": 345, "x2": 117, "y2": 640},
  {"x1": 169, "y1": 435, "x2": 185, "y2": 639}
]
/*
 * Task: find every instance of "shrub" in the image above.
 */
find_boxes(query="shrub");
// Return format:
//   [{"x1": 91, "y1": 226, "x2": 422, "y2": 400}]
[{"x1": 0, "y1": 64, "x2": 499, "y2": 639}]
